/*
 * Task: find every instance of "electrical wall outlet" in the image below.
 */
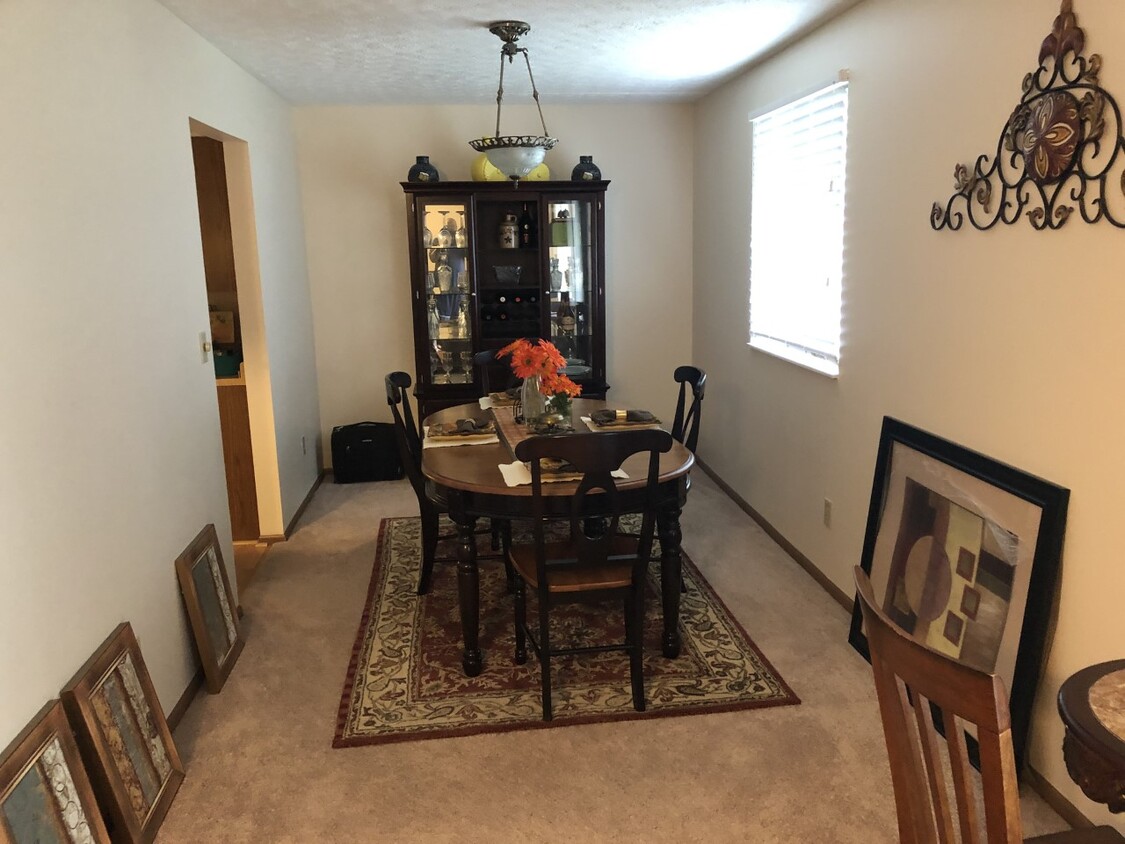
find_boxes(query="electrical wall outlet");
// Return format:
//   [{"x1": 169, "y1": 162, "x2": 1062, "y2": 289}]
[{"x1": 823, "y1": 498, "x2": 832, "y2": 528}]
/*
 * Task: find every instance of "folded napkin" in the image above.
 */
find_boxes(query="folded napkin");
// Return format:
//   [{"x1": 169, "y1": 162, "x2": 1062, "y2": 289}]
[
  {"x1": 423, "y1": 418, "x2": 499, "y2": 449},
  {"x1": 428, "y1": 418, "x2": 495, "y2": 437},
  {"x1": 488, "y1": 389, "x2": 520, "y2": 408},
  {"x1": 499, "y1": 461, "x2": 629, "y2": 487},
  {"x1": 587, "y1": 409, "x2": 661, "y2": 428}
]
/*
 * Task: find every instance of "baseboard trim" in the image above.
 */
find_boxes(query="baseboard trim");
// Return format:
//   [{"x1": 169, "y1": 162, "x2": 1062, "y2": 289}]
[
  {"x1": 696, "y1": 459, "x2": 1099, "y2": 830},
  {"x1": 258, "y1": 471, "x2": 325, "y2": 544},
  {"x1": 1024, "y1": 765, "x2": 1096, "y2": 829},
  {"x1": 167, "y1": 668, "x2": 203, "y2": 731},
  {"x1": 695, "y1": 458, "x2": 851, "y2": 611}
]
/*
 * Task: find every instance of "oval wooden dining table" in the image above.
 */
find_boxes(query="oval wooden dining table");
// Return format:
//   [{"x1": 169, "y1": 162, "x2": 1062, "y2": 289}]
[{"x1": 421, "y1": 398, "x2": 695, "y2": 677}]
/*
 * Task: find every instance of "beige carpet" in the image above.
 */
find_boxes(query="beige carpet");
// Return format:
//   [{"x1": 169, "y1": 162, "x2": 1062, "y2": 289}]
[{"x1": 158, "y1": 472, "x2": 1072, "y2": 842}]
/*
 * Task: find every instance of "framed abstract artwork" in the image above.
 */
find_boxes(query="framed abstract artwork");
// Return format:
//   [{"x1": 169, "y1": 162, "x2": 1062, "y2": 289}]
[
  {"x1": 174, "y1": 524, "x2": 243, "y2": 693},
  {"x1": 61, "y1": 624, "x2": 183, "y2": 844},
  {"x1": 0, "y1": 700, "x2": 109, "y2": 844},
  {"x1": 848, "y1": 416, "x2": 1069, "y2": 773}
]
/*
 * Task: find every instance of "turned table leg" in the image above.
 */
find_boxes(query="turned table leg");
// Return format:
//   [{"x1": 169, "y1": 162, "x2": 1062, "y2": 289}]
[
  {"x1": 453, "y1": 511, "x2": 482, "y2": 676},
  {"x1": 658, "y1": 502, "x2": 683, "y2": 659}
]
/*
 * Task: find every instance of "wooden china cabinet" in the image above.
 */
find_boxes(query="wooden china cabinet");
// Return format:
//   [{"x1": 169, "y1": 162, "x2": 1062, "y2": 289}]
[{"x1": 401, "y1": 180, "x2": 610, "y2": 419}]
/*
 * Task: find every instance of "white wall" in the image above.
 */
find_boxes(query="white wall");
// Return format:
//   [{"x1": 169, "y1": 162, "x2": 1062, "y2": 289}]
[
  {"x1": 293, "y1": 103, "x2": 695, "y2": 454},
  {"x1": 0, "y1": 0, "x2": 320, "y2": 742},
  {"x1": 694, "y1": 0, "x2": 1125, "y2": 829}
]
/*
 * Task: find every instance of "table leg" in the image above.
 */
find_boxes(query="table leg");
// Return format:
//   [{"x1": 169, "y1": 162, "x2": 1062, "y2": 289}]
[
  {"x1": 657, "y1": 503, "x2": 683, "y2": 659},
  {"x1": 454, "y1": 512, "x2": 482, "y2": 676}
]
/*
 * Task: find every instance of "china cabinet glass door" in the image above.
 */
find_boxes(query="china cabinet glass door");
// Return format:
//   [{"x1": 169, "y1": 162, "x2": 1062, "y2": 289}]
[
  {"x1": 419, "y1": 200, "x2": 473, "y2": 386},
  {"x1": 546, "y1": 199, "x2": 595, "y2": 383}
]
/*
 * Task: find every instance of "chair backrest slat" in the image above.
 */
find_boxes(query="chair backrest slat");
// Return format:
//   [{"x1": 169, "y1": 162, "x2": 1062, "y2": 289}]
[
  {"x1": 911, "y1": 690, "x2": 956, "y2": 844},
  {"x1": 946, "y1": 712, "x2": 981, "y2": 844},
  {"x1": 854, "y1": 567, "x2": 1023, "y2": 844},
  {"x1": 472, "y1": 349, "x2": 499, "y2": 397}
]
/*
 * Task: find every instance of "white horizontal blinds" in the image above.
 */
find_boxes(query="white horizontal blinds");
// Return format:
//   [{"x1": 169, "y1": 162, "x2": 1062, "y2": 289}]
[{"x1": 749, "y1": 81, "x2": 848, "y2": 372}]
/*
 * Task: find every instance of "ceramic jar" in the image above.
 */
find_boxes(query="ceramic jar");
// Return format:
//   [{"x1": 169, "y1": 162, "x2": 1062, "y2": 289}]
[
  {"x1": 499, "y1": 213, "x2": 518, "y2": 249},
  {"x1": 571, "y1": 155, "x2": 602, "y2": 181},
  {"x1": 407, "y1": 155, "x2": 439, "y2": 182}
]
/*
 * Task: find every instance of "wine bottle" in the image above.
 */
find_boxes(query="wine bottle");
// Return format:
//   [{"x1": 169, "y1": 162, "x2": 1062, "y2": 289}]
[
  {"x1": 556, "y1": 291, "x2": 576, "y2": 357},
  {"x1": 519, "y1": 203, "x2": 535, "y2": 248}
]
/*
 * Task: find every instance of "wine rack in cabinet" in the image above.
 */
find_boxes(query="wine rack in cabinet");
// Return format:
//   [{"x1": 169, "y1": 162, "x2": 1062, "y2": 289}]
[{"x1": 402, "y1": 180, "x2": 609, "y2": 419}]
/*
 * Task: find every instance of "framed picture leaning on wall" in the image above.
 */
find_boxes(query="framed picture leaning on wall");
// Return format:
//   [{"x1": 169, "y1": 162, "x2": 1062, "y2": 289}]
[
  {"x1": 174, "y1": 524, "x2": 244, "y2": 694},
  {"x1": 848, "y1": 416, "x2": 1069, "y2": 774},
  {"x1": 61, "y1": 623, "x2": 184, "y2": 844},
  {"x1": 0, "y1": 699, "x2": 110, "y2": 843}
]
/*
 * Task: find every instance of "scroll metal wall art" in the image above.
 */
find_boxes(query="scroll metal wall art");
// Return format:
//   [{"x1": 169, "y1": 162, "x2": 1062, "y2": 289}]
[{"x1": 932, "y1": 1, "x2": 1125, "y2": 231}]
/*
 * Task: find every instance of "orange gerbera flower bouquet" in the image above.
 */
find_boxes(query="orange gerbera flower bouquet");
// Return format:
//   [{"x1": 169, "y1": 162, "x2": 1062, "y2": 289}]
[{"x1": 497, "y1": 338, "x2": 581, "y2": 427}]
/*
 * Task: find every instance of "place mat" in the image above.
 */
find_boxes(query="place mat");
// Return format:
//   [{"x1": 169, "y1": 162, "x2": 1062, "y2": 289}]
[
  {"x1": 423, "y1": 434, "x2": 499, "y2": 449},
  {"x1": 588, "y1": 409, "x2": 661, "y2": 429},
  {"x1": 423, "y1": 418, "x2": 499, "y2": 449},
  {"x1": 581, "y1": 416, "x2": 664, "y2": 433},
  {"x1": 491, "y1": 405, "x2": 527, "y2": 455},
  {"x1": 499, "y1": 461, "x2": 628, "y2": 487},
  {"x1": 334, "y1": 516, "x2": 800, "y2": 747}
]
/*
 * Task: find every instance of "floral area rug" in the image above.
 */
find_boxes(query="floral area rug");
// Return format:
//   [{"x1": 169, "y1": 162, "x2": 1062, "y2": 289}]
[{"x1": 334, "y1": 516, "x2": 799, "y2": 747}]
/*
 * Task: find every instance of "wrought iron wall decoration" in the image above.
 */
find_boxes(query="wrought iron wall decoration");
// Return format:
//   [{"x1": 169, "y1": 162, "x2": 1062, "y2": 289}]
[{"x1": 931, "y1": 1, "x2": 1125, "y2": 231}]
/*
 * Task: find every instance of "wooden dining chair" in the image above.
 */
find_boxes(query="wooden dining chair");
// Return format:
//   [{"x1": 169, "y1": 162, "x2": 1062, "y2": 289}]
[
  {"x1": 510, "y1": 429, "x2": 673, "y2": 721},
  {"x1": 853, "y1": 567, "x2": 1123, "y2": 844},
  {"x1": 385, "y1": 371, "x2": 512, "y2": 594},
  {"x1": 671, "y1": 365, "x2": 706, "y2": 453},
  {"x1": 472, "y1": 349, "x2": 503, "y2": 397}
]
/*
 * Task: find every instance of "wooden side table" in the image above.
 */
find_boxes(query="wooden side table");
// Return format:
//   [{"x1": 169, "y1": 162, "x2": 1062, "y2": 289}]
[{"x1": 1059, "y1": 659, "x2": 1125, "y2": 812}]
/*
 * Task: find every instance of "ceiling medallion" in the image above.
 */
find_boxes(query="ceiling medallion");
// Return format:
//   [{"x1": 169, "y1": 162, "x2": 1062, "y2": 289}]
[{"x1": 931, "y1": 0, "x2": 1125, "y2": 230}]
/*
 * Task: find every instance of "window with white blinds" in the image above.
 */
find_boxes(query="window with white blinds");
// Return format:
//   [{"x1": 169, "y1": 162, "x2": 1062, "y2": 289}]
[{"x1": 748, "y1": 80, "x2": 848, "y2": 377}]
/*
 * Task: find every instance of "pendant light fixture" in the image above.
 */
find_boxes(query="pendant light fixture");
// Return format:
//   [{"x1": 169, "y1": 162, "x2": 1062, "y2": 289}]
[{"x1": 469, "y1": 21, "x2": 558, "y2": 182}]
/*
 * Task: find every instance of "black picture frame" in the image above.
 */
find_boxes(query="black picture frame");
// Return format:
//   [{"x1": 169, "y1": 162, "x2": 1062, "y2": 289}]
[{"x1": 848, "y1": 417, "x2": 1069, "y2": 774}]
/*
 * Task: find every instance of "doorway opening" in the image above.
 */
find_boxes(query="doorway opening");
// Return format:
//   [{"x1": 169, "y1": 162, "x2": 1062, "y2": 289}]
[{"x1": 189, "y1": 120, "x2": 282, "y2": 591}]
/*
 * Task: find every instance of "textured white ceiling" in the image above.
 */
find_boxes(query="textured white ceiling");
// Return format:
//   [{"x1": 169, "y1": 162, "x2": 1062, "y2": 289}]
[{"x1": 154, "y1": 0, "x2": 862, "y2": 104}]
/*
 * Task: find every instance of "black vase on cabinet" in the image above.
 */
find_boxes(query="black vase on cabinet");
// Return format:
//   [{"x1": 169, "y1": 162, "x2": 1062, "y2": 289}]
[
  {"x1": 407, "y1": 155, "x2": 440, "y2": 183},
  {"x1": 571, "y1": 155, "x2": 601, "y2": 181},
  {"x1": 401, "y1": 180, "x2": 610, "y2": 419}
]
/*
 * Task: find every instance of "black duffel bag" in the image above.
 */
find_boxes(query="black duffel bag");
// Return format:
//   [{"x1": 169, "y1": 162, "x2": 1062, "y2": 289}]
[{"x1": 331, "y1": 422, "x2": 404, "y2": 483}]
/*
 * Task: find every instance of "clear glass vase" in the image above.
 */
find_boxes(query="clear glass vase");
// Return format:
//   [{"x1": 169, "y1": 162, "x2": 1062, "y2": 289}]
[
  {"x1": 544, "y1": 394, "x2": 572, "y2": 426},
  {"x1": 520, "y1": 375, "x2": 546, "y2": 426}
]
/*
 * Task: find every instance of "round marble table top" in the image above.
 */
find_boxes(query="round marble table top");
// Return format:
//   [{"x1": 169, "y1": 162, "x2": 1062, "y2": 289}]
[{"x1": 1090, "y1": 668, "x2": 1125, "y2": 743}]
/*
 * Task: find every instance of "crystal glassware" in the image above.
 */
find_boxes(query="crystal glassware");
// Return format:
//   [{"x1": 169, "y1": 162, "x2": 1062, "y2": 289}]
[{"x1": 455, "y1": 211, "x2": 468, "y2": 248}]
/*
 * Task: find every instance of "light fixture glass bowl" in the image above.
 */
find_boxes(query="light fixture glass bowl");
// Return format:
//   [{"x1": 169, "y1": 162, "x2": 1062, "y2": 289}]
[{"x1": 470, "y1": 135, "x2": 558, "y2": 180}]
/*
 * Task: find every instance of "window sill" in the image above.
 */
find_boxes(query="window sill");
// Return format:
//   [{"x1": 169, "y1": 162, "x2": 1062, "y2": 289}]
[{"x1": 749, "y1": 337, "x2": 839, "y2": 379}]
